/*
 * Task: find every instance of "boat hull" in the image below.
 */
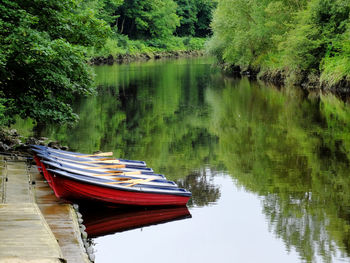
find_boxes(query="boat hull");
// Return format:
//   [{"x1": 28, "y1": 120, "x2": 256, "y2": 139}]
[
  {"x1": 46, "y1": 168, "x2": 190, "y2": 206},
  {"x1": 34, "y1": 155, "x2": 43, "y2": 173}
]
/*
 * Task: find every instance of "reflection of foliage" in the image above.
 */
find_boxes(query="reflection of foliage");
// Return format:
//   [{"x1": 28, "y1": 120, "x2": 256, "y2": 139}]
[
  {"x1": 40, "y1": 58, "x2": 219, "y2": 180},
  {"x1": 34, "y1": 58, "x2": 350, "y2": 262},
  {"x1": 206, "y1": 78, "x2": 350, "y2": 262},
  {"x1": 262, "y1": 194, "x2": 344, "y2": 263},
  {"x1": 177, "y1": 169, "x2": 221, "y2": 207}
]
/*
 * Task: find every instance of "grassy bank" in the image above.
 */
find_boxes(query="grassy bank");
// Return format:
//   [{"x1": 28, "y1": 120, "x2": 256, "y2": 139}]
[
  {"x1": 208, "y1": 0, "x2": 350, "y2": 91},
  {"x1": 90, "y1": 36, "x2": 207, "y2": 64}
]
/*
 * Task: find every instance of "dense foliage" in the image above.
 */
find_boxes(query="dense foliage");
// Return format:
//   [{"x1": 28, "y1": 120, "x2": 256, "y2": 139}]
[
  {"x1": 0, "y1": 0, "x2": 111, "y2": 125},
  {"x1": 90, "y1": 0, "x2": 215, "y2": 39},
  {"x1": 174, "y1": 0, "x2": 216, "y2": 37},
  {"x1": 93, "y1": 0, "x2": 216, "y2": 56},
  {"x1": 208, "y1": 0, "x2": 350, "y2": 87},
  {"x1": 114, "y1": 0, "x2": 180, "y2": 38},
  {"x1": 0, "y1": 0, "x2": 216, "y2": 125}
]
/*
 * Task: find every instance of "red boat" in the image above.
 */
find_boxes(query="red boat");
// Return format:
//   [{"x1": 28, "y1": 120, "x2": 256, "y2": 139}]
[
  {"x1": 40, "y1": 164, "x2": 191, "y2": 206},
  {"x1": 33, "y1": 146, "x2": 192, "y2": 206},
  {"x1": 81, "y1": 206, "x2": 191, "y2": 238}
]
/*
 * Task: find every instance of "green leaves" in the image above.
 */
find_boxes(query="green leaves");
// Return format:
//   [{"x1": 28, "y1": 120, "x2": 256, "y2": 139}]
[
  {"x1": 115, "y1": 0, "x2": 180, "y2": 39},
  {"x1": 320, "y1": 25, "x2": 350, "y2": 86},
  {"x1": 174, "y1": 0, "x2": 216, "y2": 37},
  {"x1": 0, "y1": 0, "x2": 214, "y2": 126},
  {"x1": 208, "y1": 0, "x2": 350, "y2": 87},
  {"x1": 209, "y1": 0, "x2": 278, "y2": 69},
  {"x1": 0, "y1": 0, "x2": 109, "y2": 125}
]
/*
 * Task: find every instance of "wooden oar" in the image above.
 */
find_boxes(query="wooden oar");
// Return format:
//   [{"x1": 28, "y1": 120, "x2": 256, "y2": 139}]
[
  {"x1": 110, "y1": 177, "x2": 132, "y2": 181},
  {"x1": 84, "y1": 164, "x2": 126, "y2": 169},
  {"x1": 76, "y1": 152, "x2": 114, "y2": 157},
  {"x1": 47, "y1": 158, "x2": 131, "y2": 171},
  {"x1": 126, "y1": 177, "x2": 155, "y2": 187},
  {"x1": 90, "y1": 171, "x2": 142, "y2": 176},
  {"x1": 44, "y1": 154, "x2": 116, "y2": 165},
  {"x1": 84, "y1": 172, "x2": 123, "y2": 176},
  {"x1": 58, "y1": 151, "x2": 114, "y2": 158},
  {"x1": 79, "y1": 159, "x2": 121, "y2": 164},
  {"x1": 106, "y1": 177, "x2": 155, "y2": 187},
  {"x1": 103, "y1": 170, "x2": 142, "y2": 175}
]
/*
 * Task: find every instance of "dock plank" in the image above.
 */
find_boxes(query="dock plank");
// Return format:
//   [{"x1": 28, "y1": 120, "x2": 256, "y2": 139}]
[
  {"x1": 0, "y1": 159, "x2": 63, "y2": 262},
  {"x1": 28, "y1": 165, "x2": 91, "y2": 263}
]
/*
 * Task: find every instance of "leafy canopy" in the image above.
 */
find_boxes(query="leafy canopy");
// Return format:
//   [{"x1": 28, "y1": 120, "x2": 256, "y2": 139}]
[
  {"x1": 175, "y1": 0, "x2": 216, "y2": 37},
  {"x1": 0, "y1": 0, "x2": 111, "y2": 125},
  {"x1": 208, "y1": 0, "x2": 350, "y2": 86},
  {"x1": 114, "y1": 0, "x2": 179, "y2": 39}
]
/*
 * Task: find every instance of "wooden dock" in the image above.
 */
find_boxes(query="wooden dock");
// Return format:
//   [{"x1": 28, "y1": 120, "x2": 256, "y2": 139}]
[
  {"x1": 29, "y1": 164, "x2": 90, "y2": 263},
  {"x1": 0, "y1": 155, "x2": 90, "y2": 263}
]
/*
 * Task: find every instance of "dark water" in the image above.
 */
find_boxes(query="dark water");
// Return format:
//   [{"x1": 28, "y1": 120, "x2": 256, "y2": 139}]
[{"x1": 28, "y1": 57, "x2": 350, "y2": 262}]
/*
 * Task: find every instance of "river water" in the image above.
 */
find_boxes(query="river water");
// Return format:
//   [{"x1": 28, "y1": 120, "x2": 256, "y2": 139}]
[{"x1": 29, "y1": 57, "x2": 350, "y2": 262}]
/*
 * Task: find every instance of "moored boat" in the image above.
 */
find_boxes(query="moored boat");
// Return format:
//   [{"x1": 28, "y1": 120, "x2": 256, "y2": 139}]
[
  {"x1": 37, "y1": 153, "x2": 154, "y2": 173},
  {"x1": 31, "y1": 145, "x2": 192, "y2": 206},
  {"x1": 46, "y1": 168, "x2": 191, "y2": 206},
  {"x1": 41, "y1": 160, "x2": 177, "y2": 188},
  {"x1": 31, "y1": 145, "x2": 147, "y2": 166},
  {"x1": 32, "y1": 148, "x2": 150, "y2": 169}
]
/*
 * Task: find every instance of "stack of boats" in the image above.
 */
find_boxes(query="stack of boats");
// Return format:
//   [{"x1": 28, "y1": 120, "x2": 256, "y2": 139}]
[{"x1": 31, "y1": 145, "x2": 191, "y2": 206}]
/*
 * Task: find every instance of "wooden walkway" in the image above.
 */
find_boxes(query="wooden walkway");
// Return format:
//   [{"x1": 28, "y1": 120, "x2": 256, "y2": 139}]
[
  {"x1": 28, "y1": 165, "x2": 90, "y2": 263},
  {"x1": 0, "y1": 157, "x2": 63, "y2": 262},
  {"x1": 0, "y1": 155, "x2": 90, "y2": 263}
]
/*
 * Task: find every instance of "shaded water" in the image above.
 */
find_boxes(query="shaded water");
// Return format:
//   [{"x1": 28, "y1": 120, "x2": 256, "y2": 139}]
[{"x1": 30, "y1": 57, "x2": 350, "y2": 262}]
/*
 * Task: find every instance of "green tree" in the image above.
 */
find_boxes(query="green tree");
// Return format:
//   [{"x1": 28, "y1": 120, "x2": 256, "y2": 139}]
[
  {"x1": 208, "y1": 0, "x2": 305, "y2": 69},
  {"x1": 83, "y1": 0, "x2": 124, "y2": 26},
  {"x1": 175, "y1": 0, "x2": 198, "y2": 36},
  {"x1": 208, "y1": 0, "x2": 349, "y2": 87},
  {"x1": 116, "y1": 0, "x2": 180, "y2": 39},
  {"x1": 195, "y1": 0, "x2": 216, "y2": 37},
  {"x1": 280, "y1": 0, "x2": 350, "y2": 83},
  {"x1": 320, "y1": 24, "x2": 350, "y2": 86},
  {"x1": 175, "y1": 0, "x2": 216, "y2": 37},
  {"x1": 0, "y1": 0, "x2": 110, "y2": 125}
]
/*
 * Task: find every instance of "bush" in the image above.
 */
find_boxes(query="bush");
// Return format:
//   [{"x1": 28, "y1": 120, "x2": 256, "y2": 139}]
[
  {"x1": 0, "y1": 0, "x2": 110, "y2": 125},
  {"x1": 208, "y1": 0, "x2": 350, "y2": 87},
  {"x1": 94, "y1": 35, "x2": 207, "y2": 57},
  {"x1": 320, "y1": 26, "x2": 350, "y2": 87},
  {"x1": 0, "y1": 98, "x2": 11, "y2": 126},
  {"x1": 186, "y1": 37, "x2": 206, "y2": 50}
]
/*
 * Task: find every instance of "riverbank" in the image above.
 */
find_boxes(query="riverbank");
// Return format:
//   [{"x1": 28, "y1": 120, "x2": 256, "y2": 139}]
[
  {"x1": 91, "y1": 49, "x2": 204, "y2": 65},
  {"x1": 90, "y1": 36, "x2": 206, "y2": 65},
  {"x1": 0, "y1": 128, "x2": 67, "y2": 157},
  {"x1": 208, "y1": 0, "x2": 349, "y2": 94},
  {"x1": 259, "y1": 69, "x2": 350, "y2": 93},
  {"x1": 219, "y1": 62, "x2": 350, "y2": 93}
]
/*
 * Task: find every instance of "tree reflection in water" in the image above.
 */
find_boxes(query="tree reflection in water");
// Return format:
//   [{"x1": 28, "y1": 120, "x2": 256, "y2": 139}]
[
  {"x1": 28, "y1": 58, "x2": 350, "y2": 262},
  {"x1": 177, "y1": 168, "x2": 221, "y2": 207},
  {"x1": 207, "y1": 77, "x2": 350, "y2": 262}
]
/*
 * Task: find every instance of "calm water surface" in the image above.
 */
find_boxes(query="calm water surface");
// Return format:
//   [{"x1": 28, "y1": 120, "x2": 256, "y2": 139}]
[{"x1": 32, "y1": 57, "x2": 350, "y2": 263}]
